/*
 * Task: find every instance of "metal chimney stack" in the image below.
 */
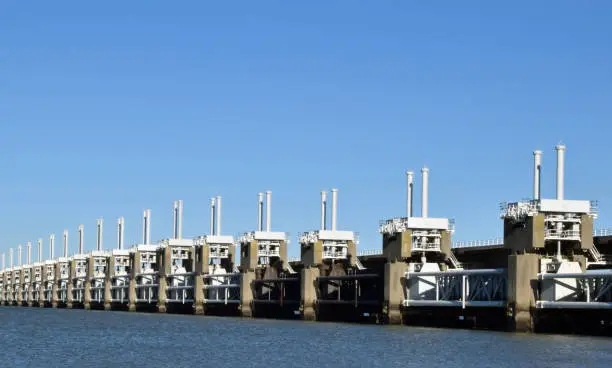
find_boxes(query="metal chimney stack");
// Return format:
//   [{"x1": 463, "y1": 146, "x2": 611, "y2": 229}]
[
  {"x1": 210, "y1": 198, "x2": 216, "y2": 235},
  {"x1": 265, "y1": 191, "x2": 272, "y2": 232},
  {"x1": 173, "y1": 200, "x2": 183, "y2": 239},
  {"x1": 37, "y1": 239, "x2": 42, "y2": 262},
  {"x1": 216, "y1": 196, "x2": 222, "y2": 236},
  {"x1": 78, "y1": 225, "x2": 84, "y2": 254},
  {"x1": 533, "y1": 150, "x2": 542, "y2": 200},
  {"x1": 117, "y1": 217, "x2": 125, "y2": 250},
  {"x1": 143, "y1": 209, "x2": 151, "y2": 245},
  {"x1": 406, "y1": 171, "x2": 414, "y2": 218},
  {"x1": 556, "y1": 145, "x2": 566, "y2": 200},
  {"x1": 27, "y1": 241, "x2": 32, "y2": 264},
  {"x1": 258, "y1": 193, "x2": 264, "y2": 232},
  {"x1": 331, "y1": 188, "x2": 338, "y2": 231},
  {"x1": 18, "y1": 244, "x2": 22, "y2": 266},
  {"x1": 421, "y1": 167, "x2": 429, "y2": 218},
  {"x1": 49, "y1": 234, "x2": 55, "y2": 259},
  {"x1": 321, "y1": 191, "x2": 327, "y2": 230},
  {"x1": 63, "y1": 230, "x2": 68, "y2": 257},
  {"x1": 96, "y1": 219, "x2": 103, "y2": 251}
]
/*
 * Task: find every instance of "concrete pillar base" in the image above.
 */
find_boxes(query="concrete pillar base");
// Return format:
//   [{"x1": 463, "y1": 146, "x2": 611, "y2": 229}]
[
  {"x1": 128, "y1": 303, "x2": 136, "y2": 312},
  {"x1": 509, "y1": 310, "x2": 534, "y2": 332},
  {"x1": 193, "y1": 303, "x2": 205, "y2": 315},
  {"x1": 66, "y1": 302, "x2": 73, "y2": 309},
  {"x1": 157, "y1": 304, "x2": 167, "y2": 313},
  {"x1": 300, "y1": 267, "x2": 320, "y2": 321},
  {"x1": 240, "y1": 271, "x2": 255, "y2": 318},
  {"x1": 384, "y1": 303, "x2": 403, "y2": 325},
  {"x1": 384, "y1": 262, "x2": 406, "y2": 325},
  {"x1": 84, "y1": 303, "x2": 91, "y2": 310},
  {"x1": 51, "y1": 302, "x2": 58, "y2": 308},
  {"x1": 302, "y1": 305, "x2": 317, "y2": 321},
  {"x1": 104, "y1": 303, "x2": 112, "y2": 311}
]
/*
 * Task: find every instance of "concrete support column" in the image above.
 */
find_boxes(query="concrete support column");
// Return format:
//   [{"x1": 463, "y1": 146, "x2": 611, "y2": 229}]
[
  {"x1": 240, "y1": 271, "x2": 255, "y2": 317},
  {"x1": 507, "y1": 253, "x2": 539, "y2": 332},
  {"x1": 128, "y1": 251, "x2": 139, "y2": 312},
  {"x1": 128, "y1": 278, "x2": 137, "y2": 312},
  {"x1": 300, "y1": 266, "x2": 320, "y2": 321},
  {"x1": 84, "y1": 278, "x2": 92, "y2": 310},
  {"x1": 51, "y1": 269, "x2": 59, "y2": 308},
  {"x1": 27, "y1": 278, "x2": 34, "y2": 307},
  {"x1": 104, "y1": 271, "x2": 112, "y2": 311},
  {"x1": 157, "y1": 275, "x2": 167, "y2": 313},
  {"x1": 157, "y1": 248, "x2": 170, "y2": 313},
  {"x1": 16, "y1": 280, "x2": 23, "y2": 306},
  {"x1": 193, "y1": 275, "x2": 205, "y2": 315},
  {"x1": 38, "y1": 278, "x2": 45, "y2": 308},
  {"x1": 384, "y1": 262, "x2": 406, "y2": 324},
  {"x1": 66, "y1": 277, "x2": 74, "y2": 309}
]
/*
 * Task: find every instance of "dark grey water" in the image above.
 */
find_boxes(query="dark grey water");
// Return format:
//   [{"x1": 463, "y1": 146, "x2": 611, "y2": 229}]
[{"x1": 0, "y1": 307, "x2": 610, "y2": 368}]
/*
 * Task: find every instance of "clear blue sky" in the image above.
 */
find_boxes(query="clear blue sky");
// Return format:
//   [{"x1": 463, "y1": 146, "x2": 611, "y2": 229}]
[{"x1": 1, "y1": 1, "x2": 611, "y2": 260}]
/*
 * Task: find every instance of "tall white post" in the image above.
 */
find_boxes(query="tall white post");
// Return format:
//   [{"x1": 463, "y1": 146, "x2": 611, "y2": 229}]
[
  {"x1": 258, "y1": 193, "x2": 264, "y2": 232},
  {"x1": 37, "y1": 239, "x2": 43, "y2": 262},
  {"x1": 556, "y1": 145, "x2": 565, "y2": 200},
  {"x1": 1, "y1": 253, "x2": 4, "y2": 271},
  {"x1": 96, "y1": 219, "x2": 103, "y2": 251},
  {"x1": 27, "y1": 241, "x2": 32, "y2": 264},
  {"x1": 210, "y1": 198, "x2": 216, "y2": 235},
  {"x1": 173, "y1": 200, "x2": 183, "y2": 239},
  {"x1": 143, "y1": 209, "x2": 151, "y2": 245},
  {"x1": 18, "y1": 244, "x2": 22, "y2": 266},
  {"x1": 406, "y1": 171, "x2": 414, "y2": 218},
  {"x1": 331, "y1": 188, "x2": 338, "y2": 231},
  {"x1": 78, "y1": 225, "x2": 84, "y2": 254},
  {"x1": 533, "y1": 150, "x2": 542, "y2": 200},
  {"x1": 321, "y1": 191, "x2": 327, "y2": 230},
  {"x1": 216, "y1": 196, "x2": 222, "y2": 236},
  {"x1": 63, "y1": 230, "x2": 68, "y2": 257},
  {"x1": 266, "y1": 190, "x2": 272, "y2": 232},
  {"x1": 49, "y1": 234, "x2": 55, "y2": 259},
  {"x1": 117, "y1": 217, "x2": 125, "y2": 250},
  {"x1": 9, "y1": 248, "x2": 13, "y2": 268},
  {"x1": 421, "y1": 167, "x2": 429, "y2": 218}
]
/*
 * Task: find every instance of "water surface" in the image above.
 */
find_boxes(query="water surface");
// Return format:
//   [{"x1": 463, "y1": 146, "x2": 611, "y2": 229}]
[{"x1": 0, "y1": 307, "x2": 610, "y2": 367}]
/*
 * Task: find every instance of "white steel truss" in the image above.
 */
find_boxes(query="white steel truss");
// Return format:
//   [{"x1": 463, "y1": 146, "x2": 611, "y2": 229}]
[{"x1": 404, "y1": 269, "x2": 507, "y2": 308}]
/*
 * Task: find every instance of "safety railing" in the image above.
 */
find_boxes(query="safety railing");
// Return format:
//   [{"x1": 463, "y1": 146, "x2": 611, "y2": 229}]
[
  {"x1": 544, "y1": 229, "x2": 580, "y2": 240},
  {"x1": 134, "y1": 272, "x2": 159, "y2": 303},
  {"x1": 90, "y1": 276, "x2": 106, "y2": 304},
  {"x1": 166, "y1": 272, "x2": 194, "y2": 304},
  {"x1": 404, "y1": 269, "x2": 507, "y2": 309},
  {"x1": 536, "y1": 271, "x2": 612, "y2": 309},
  {"x1": 358, "y1": 249, "x2": 383, "y2": 256},
  {"x1": 203, "y1": 273, "x2": 241, "y2": 304},
  {"x1": 110, "y1": 275, "x2": 130, "y2": 303},
  {"x1": 452, "y1": 238, "x2": 503, "y2": 249}
]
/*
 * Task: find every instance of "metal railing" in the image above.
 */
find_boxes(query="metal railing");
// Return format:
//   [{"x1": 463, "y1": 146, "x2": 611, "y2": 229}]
[
  {"x1": 203, "y1": 273, "x2": 241, "y2": 304},
  {"x1": 358, "y1": 249, "x2": 383, "y2": 256},
  {"x1": 404, "y1": 269, "x2": 507, "y2": 309},
  {"x1": 544, "y1": 229, "x2": 580, "y2": 239},
  {"x1": 537, "y1": 271, "x2": 612, "y2": 309},
  {"x1": 452, "y1": 238, "x2": 503, "y2": 249},
  {"x1": 110, "y1": 275, "x2": 130, "y2": 303},
  {"x1": 166, "y1": 272, "x2": 194, "y2": 304}
]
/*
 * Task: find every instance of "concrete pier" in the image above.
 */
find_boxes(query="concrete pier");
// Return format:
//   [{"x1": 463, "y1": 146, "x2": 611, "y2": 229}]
[
  {"x1": 507, "y1": 254, "x2": 538, "y2": 332},
  {"x1": 300, "y1": 267, "x2": 319, "y2": 321},
  {"x1": 1, "y1": 146, "x2": 611, "y2": 337}
]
